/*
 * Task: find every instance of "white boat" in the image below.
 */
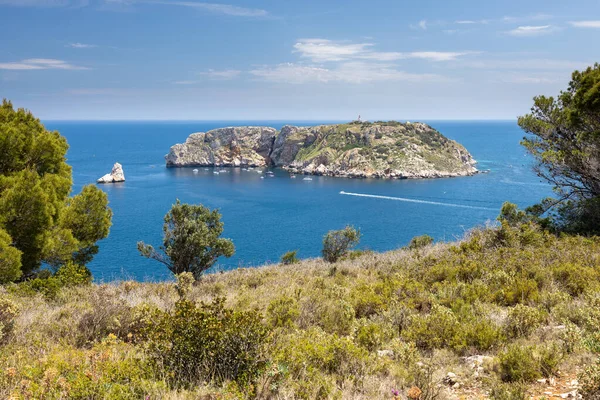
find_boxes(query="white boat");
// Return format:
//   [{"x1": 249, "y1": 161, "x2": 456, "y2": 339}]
[
  {"x1": 248, "y1": 167, "x2": 254, "y2": 170},
  {"x1": 219, "y1": 169, "x2": 227, "y2": 173},
  {"x1": 256, "y1": 170, "x2": 263, "y2": 174},
  {"x1": 290, "y1": 175, "x2": 296, "y2": 178},
  {"x1": 192, "y1": 169, "x2": 198, "y2": 173},
  {"x1": 213, "y1": 171, "x2": 219, "y2": 175},
  {"x1": 204, "y1": 168, "x2": 209, "y2": 171},
  {"x1": 260, "y1": 176, "x2": 265, "y2": 179},
  {"x1": 303, "y1": 177, "x2": 313, "y2": 181}
]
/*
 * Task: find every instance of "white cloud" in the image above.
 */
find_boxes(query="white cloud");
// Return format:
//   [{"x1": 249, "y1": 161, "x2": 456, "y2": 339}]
[
  {"x1": 198, "y1": 69, "x2": 241, "y2": 79},
  {"x1": 459, "y1": 59, "x2": 589, "y2": 71},
  {"x1": 506, "y1": 25, "x2": 557, "y2": 36},
  {"x1": 67, "y1": 42, "x2": 97, "y2": 48},
  {"x1": 502, "y1": 13, "x2": 553, "y2": 23},
  {"x1": 0, "y1": 58, "x2": 88, "y2": 70},
  {"x1": 455, "y1": 19, "x2": 489, "y2": 25},
  {"x1": 407, "y1": 51, "x2": 473, "y2": 62},
  {"x1": 293, "y1": 39, "x2": 473, "y2": 63},
  {"x1": 250, "y1": 62, "x2": 449, "y2": 84},
  {"x1": 418, "y1": 19, "x2": 427, "y2": 30},
  {"x1": 141, "y1": 1, "x2": 268, "y2": 17},
  {"x1": 0, "y1": 0, "x2": 86, "y2": 6},
  {"x1": 569, "y1": 20, "x2": 600, "y2": 28}
]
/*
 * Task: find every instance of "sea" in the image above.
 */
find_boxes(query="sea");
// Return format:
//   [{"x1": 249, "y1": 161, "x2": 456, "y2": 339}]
[{"x1": 43, "y1": 120, "x2": 553, "y2": 281}]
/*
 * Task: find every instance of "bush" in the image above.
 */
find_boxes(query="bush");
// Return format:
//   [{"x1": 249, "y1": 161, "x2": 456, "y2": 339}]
[
  {"x1": 0, "y1": 228, "x2": 22, "y2": 283},
  {"x1": 538, "y1": 342, "x2": 563, "y2": 378},
  {"x1": 273, "y1": 327, "x2": 370, "y2": 397},
  {"x1": 497, "y1": 344, "x2": 540, "y2": 382},
  {"x1": 402, "y1": 304, "x2": 465, "y2": 351},
  {"x1": 489, "y1": 381, "x2": 528, "y2": 400},
  {"x1": 354, "y1": 319, "x2": 386, "y2": 351},
  {"x1": 322, "y1": 225, "x2": 360, "y2": 263},
  {"x1": 408, "y1": 234, "x2": 434, "y2": 250},
  {"x1": 267, "y1": 295, "x2": 299, "y2": 328},
  {"x1": 280, "y1": 250, "x2": 299, "y2": 265},
  {"x1": 580, "y1": 358, "x2": 600, "y2": 399},
  {"x1": 138, "y1": 200, "x2": 235, "y2": 280},
  {"x1": 142, "y1": 298, "x2": 269, "y2": 388},
  {"x1": 0, "y1": 297, "x2": 18, "y2": 343},
  {"x1": 505, "y1": 304, "x2": 545, "y2": 338}
]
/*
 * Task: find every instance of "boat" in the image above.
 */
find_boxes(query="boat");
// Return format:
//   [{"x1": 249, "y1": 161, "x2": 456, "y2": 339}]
[
  {"x1": 303, "y1": 177, "x2": 313, "y2": 181},
  {"x1": 192, "y1": 169, "x2": 198, "y2": 173},
  {"x1": 213, "y1": 171, "x2": 219, "y2": 175},
  {"x1": 260, "y1": 176, "x2": 265, "y2": 179},
  {"x1": 290, "y1": 175, "x2": 296, "y2": 178}
]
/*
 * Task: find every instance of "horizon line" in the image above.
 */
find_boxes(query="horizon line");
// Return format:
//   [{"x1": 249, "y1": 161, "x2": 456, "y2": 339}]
[{"x1": 42, "y1": 118, "x2": 519, "y2": 122}]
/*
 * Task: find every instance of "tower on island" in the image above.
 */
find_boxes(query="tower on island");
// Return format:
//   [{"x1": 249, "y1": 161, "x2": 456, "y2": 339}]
[{"x1": 357, "y1": 114, "x2": 361, "y2": 122}]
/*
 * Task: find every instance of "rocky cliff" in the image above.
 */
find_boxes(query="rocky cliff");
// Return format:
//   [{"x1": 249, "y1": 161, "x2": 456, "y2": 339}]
[{"x1": 165, "y1": 121, "x2": 478, "y2": 179}]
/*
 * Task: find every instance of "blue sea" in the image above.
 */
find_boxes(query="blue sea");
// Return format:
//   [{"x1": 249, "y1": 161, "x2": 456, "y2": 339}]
[{"x1": 43, "y1": 120, "x2": 553, "y2": 281}]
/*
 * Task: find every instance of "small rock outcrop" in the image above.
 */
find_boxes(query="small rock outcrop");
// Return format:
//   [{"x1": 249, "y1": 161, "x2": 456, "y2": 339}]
[
  {"x1": 165, "y1": 121, "x2": 478, "y2": 179},
  {"x1": 97, "y1": 162, "x2": 125, "y2": 183}
]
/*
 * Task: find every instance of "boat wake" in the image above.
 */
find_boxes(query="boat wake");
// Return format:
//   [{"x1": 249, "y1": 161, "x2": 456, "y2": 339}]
[{"x1": 339, "y1": 191, "x2": 496, "y2": 211}]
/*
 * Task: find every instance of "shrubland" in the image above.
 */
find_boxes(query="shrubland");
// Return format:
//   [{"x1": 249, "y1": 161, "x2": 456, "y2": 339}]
[{"x1": 1, "y1": 219, "x2": 600, "y2": 399}]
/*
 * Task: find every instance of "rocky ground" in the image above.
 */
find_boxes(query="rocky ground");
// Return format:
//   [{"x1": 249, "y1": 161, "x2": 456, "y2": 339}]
[{"x1": 165, "y1": 121, "x2": 478, "y2": 179}]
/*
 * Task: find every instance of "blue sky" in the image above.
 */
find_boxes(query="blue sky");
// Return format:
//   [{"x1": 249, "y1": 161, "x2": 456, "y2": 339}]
[{"x1": 0, "y1": 0, "x2": 599, "y2": 120}]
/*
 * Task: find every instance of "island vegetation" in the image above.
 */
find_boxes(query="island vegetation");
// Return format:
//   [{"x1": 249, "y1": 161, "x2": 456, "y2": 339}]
[
  {"x1": 0, "y1": 65, "x2": 599, "y2": 399},
  {"x1": 165, "y1": 121, "x2": 478, "y2": 179}
]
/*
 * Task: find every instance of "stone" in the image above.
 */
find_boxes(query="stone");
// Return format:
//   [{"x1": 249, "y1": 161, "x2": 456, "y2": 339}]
[
  {"x1": 166, "y1": 122, "x2": 478, "y2": 179},
  {"x1": 443, "y1": 372, "x2": 458, "y2": 386},
  {"x1": 97, "y1": 162, "x2": 125, "y2": 183}
]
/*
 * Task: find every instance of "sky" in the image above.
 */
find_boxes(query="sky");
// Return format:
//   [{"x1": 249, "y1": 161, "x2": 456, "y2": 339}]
[{"x1": 0, "y1": 0, "x2": 599, "y2": 120}]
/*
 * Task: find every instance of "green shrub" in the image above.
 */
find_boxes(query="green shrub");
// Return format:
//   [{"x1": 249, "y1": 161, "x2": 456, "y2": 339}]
[
  {"x1": 497, "y1": 344, "x2": 540, "y2": 382},
  {"x1": 552, "y1": 263, "x2": 599, "y2": 296},
  {"x1": 408, "y1": 234, "x2": 434, "y2": 250},
  {"x1": 55, "y1": 262, "x2": 93, "y2": 286},
  {"x1": 505, "y1": 304, "x2": 545, "y2": 338},
  {"x1": 322, "y1": 225, "x2": 360, "y2": 263},
  {"x1": 580, "y1": 358, "x2": 600, "y2": 399},
  {"x1": 0, "y1": 228, "x2": 22, "y2": 283},
  {"x1": 267, "y1": 295, "x2": 299, "y2": 328},
  {"x1": 0, "y1": 297, "x2": 18, "y2": 343},
  {"x1": 142, "y1": 298, "x2": 269, "y2": 388},
  {"x1": 280, "y1": 250, "x2": 299, "y2": 265},
  {"x1": 354, "y1": 319, "x2": 386, "y2": 351},
  {"x1": 463, "y1": 317, "x2": 505, "y2": 351},
  {"x1": 274, "y1": 328, "x2": 370, "y2": 389},
  {"x1": 538, "y1": 342, "x2": 564, "y2": 378},
  {"x1": 489, "y1": 381, "x2": 528, "y2": 400},
  {"x1": 402, "y1": 304, "x2": 465, "y2": 351}
]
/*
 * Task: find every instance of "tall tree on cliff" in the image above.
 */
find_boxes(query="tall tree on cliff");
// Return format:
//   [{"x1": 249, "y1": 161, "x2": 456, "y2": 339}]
[
  {"x1": 519, "y1": 63, "x2": 600, "y2": 233},
  {"x1": 0, "y1": 100, "x2": 112, "y2": 280}
]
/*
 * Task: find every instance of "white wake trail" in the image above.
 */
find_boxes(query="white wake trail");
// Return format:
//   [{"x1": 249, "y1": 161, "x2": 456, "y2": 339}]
[{"x1": 339, "y1": 191, "x2": 496, "y2": 211}]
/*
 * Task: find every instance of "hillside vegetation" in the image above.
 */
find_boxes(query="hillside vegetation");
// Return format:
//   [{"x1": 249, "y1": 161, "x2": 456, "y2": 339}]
[{"x1": 1, "y1": 221, "x2": 599, "y2": 399}]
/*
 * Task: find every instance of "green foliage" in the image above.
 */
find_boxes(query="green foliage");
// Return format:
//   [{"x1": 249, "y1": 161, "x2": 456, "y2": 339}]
[
  {"x1": 505, "y1": 304, "x2": 545, "y2": 338},
  {"x1": 518, "y1": 64, "x2": 600, "y2": 234},
  {"x1": 267, "y1": 295, "x2": 299, "y2": 328},
  {"x1": 273, "y1": 327, "x2": 370, "y2": 398},
  {"x1": 142, "y1": 298, "x2": 269, "y2": 388},
  {"x1": 322, "y1": 225, "x2": 360, "y2": 263},
  {"x1": 497, "y1": 344, "x2": 541, "y2": 382},
  {"x1": 0, "y1": 297, "x2": 18, "y2": 343},
  {"x1": 489, "y1": 381, "x2": 528, "y2": 400},
  {"x1": 0, "y1": 337, "x2": 158, "y2": 399},
  {"x1": 408, "y1": 234, "x2": 434, "y2": 250},
  {"x1": 580, "y1": 358, "x2": 600, "y2": 399},
  {"x1": 0, "y1": 228, "x2": 22, "y2": 283},
  {"x1": 0, "y1": 100, "x2": 112, "y2": 277},
  {"x1": 138, "y1": 199, "x2": 235, "y2": 280},
  {"x1": 537, "y1": 342, "x2": 564, "y2": 378},
  {"x1": 354, "y1": 319, "x2": 386, "y2": 351},
  {"x1": 280, "y1": 250, "x2": 299, "y2": 265},
  {"x1": 403, "y1": 304, "x2": 465, "y2": 351}
]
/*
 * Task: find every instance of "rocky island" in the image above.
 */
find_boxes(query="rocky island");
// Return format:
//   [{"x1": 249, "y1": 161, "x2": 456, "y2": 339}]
[{"x1": 165, "y1": 121, "x2": 477, "y2": 179}]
